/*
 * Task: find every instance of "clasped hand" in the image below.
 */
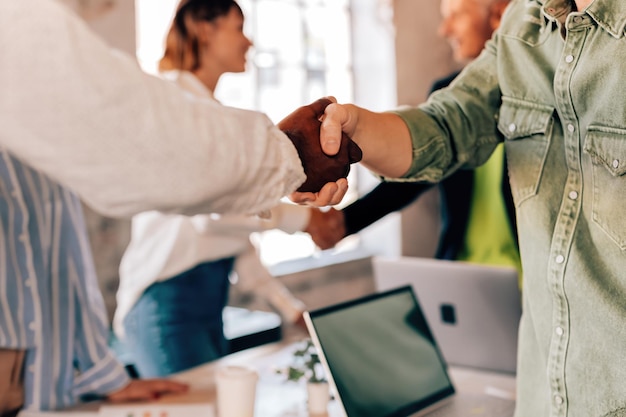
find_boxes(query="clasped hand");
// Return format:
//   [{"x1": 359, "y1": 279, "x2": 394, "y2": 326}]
[{"x1": 278, "y1": 97, "x2": 361, "y2": 207}]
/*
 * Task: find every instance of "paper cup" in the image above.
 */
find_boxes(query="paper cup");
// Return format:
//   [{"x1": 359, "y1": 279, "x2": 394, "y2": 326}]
[{"x1": 215, "y1": 365, "x2": 258, "y2": 417}]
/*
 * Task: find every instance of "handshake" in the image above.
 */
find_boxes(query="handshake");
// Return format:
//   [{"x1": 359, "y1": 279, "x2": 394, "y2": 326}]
[{"x1": 278, "y1": 98, "x2": 362, "y2": 198}]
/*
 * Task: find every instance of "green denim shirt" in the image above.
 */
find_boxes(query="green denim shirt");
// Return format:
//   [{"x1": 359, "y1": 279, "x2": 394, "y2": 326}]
[{"x1": 393, "y1": 1, "x2": 626, "y2": 416}]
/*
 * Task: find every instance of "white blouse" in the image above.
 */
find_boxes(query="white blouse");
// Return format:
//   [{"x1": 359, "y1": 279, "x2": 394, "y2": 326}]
[{"x1": 113, "y1": 72, "x2": 309, "y2": 339}]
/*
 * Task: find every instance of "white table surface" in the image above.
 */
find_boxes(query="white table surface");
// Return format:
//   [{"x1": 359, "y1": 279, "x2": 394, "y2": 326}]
[{"x1": 18, "y1": 340, "x2": 516, "y2": 417}]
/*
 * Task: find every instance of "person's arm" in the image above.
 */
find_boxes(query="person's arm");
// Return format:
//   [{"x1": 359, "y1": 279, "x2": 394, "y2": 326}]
[
  {"x1": 72, "y1": 263, "x2": 188, "y2": 405},
  {"x1": 288, "y1": 103, "x2": 414, "y2": 204},
  {"x1": 333, "y1": 71, "x2": 462, "y2": 237},
  {"x1": 293, "y1": 41, "x2": 503, "y2": 192},
  {"x1": 232, "y1": 243, "x2": 305, "y2": 324},
  {"x1": 320, "y1": 105, "x2": 415, "y2": 179},
  {"x1": 0, "y1": 1, "x2": 310, "y2": 217},
  {"x1": 106, "y1": 380, "x2": 189, "y2": 403},
  {"x1": 303, "y1": 181, "x2": 432, "y2": 249},
  {"x1": 342, "y1": 181, "x2": 433, "y2": 235},
  {"x1": 203, "y1": 203, "x2": 312, "y2": 236}
]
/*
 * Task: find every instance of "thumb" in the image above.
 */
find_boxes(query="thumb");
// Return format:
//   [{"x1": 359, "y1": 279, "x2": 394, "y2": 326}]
[{"x1": 319, "y1": 102, "x2": 345, "y2": 156}]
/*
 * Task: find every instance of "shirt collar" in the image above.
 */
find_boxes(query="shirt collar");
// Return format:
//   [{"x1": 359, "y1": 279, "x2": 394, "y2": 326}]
[
  {"x1": 584, "y1": 1, "x2": 626, "y2": 38},
  {"x1": 541, "y1": 0, "x2": 626, "y2": 38},
  {"x1": 161, "y1": 70, "x2": 215, "y2": 100}
]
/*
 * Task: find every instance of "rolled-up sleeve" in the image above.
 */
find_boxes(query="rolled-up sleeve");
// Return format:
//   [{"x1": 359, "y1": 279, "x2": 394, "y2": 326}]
[{"x1": 390, "y1": 41, "x2": 503, "y2": 183}]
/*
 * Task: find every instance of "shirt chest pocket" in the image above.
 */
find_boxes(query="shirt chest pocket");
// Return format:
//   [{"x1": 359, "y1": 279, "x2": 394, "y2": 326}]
[
  {"x1": 583, "y1": 127, "x2": 626, "y2": 251},
  {"x1": 497, "y1": 97, "x2": 554, "y2": 206}
]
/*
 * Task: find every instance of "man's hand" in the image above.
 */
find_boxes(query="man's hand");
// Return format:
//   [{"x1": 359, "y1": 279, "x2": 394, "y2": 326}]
[
  {"x1": 318, "y1": 99, "x2": 360, "y2": 156},
  {"x1": 106, "y1": 379, "x2": 189, "y2": 403},
  {"x1": 294, "y1": 312, "x2": 309, "y2": 333},
  {"x1": 279, "y1": 97, "x2": 362, "y2": 205},
  {"x1": 305, "y1": 208, "x2": 346, "y2": 250},
  {"x1": 289, "y1": 179, "x2": 348, "y2": 207}
]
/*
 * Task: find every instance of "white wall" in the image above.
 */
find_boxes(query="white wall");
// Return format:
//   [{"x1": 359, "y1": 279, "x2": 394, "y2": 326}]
[
  {"x1": 393, "y1": 0, "x2": 459, "y2": 258},
  {"x1": 349, "y1": 0, "x2": 401, "y2": 257}
]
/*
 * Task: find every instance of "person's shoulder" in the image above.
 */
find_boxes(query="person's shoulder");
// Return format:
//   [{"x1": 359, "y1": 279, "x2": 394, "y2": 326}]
[
  {"x1": 161, "y1": 70, "x2": 214, "y2": 99},
  {"x1": 430, "y1": 71, "x2": 462, "y2": 93},
  {"x1": 497, "y1": 0, "x2": 543, "y2": 36}
]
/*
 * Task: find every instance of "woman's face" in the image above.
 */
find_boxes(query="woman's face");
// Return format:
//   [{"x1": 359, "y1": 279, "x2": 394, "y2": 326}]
[{"x1": 204, "y1": 7, "x2": 252, "y2": 74}]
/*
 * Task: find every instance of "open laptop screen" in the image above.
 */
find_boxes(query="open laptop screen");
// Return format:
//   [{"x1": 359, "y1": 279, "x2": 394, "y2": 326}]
[{"x1": 306, "y1": 286, "x2": 455, "y2": 417}]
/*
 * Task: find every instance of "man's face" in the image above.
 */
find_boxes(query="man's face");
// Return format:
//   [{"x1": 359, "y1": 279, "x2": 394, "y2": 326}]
[{"x1": 439, "y1": 0, "x2": 495, "y2": 63}]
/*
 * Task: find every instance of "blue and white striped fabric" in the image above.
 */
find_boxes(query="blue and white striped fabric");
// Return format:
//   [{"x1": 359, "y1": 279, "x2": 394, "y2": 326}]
[{"x1": 0, "y1": 150, "x2": 129, "y2": 411}]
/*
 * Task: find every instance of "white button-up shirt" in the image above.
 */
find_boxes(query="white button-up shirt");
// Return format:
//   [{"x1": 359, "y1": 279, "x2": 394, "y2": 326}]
[{"x1": 0, "y1": 0, "x2": 305, "y2": 219}]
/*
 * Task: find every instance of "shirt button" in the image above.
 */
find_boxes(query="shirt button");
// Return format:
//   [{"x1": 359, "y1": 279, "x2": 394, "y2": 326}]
[
  {"x1": 28, "y1": 365, "x2": 35, "y2": 373},
  {"x1": 613, "y1": 159, "x2": 620, "y2": 169},
  {"x1": 28, "y1": 322, "x2": 36, "y2": 330},
  {"x1": 568, "y1": 191, "x2": 578, "y2": 200},
  {"x1": 555, "y1": 395, "x2": 564, "y2": 405},
  {"x1": 555, "y1": 326, "x2": 564, "y2": 336},
  {"x1": 24, "y1": 279, "x2": 33, "y2": 287},
  {"x1": 508, "y1": 123, "x2": 516, "y2": 132},
  {"x1": 565, "y1": 55, "x2": 574, "y2": 63},
  {"x1": 556, "y1": 255, "x2": 565, "y2": 264},
  {"x1": 567, "y1": 124, "x2": 575, "y2": 132},
  {"x1": 573, "y1": 16, "x2": 583, "y2": 23}
]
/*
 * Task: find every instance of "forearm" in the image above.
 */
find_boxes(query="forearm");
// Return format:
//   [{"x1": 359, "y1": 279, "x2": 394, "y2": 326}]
[
  {"x1": 343, "y1": 181, "x2": 432, "y2": 235},
  {"x1": 320, "y1": 42, "x2": 501, "y2": 186},
  {"x1": 344, "y1": 105, "x2": 414, "y2": 178},
  {"x1": 0, "y1": 1, "x2": 304, "y2": 218},
  {"x1": 207, "y1": 204, "x2": 311, "y2": 235},
  {"x1": 233, "y1": 245, "x2": 304, "y2": 323},
  {"x1": 72, "y1": 351, "x2": 130, "y2": 400}
]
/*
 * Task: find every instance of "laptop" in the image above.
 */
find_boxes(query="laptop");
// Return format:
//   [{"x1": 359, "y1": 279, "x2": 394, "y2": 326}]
[
  {"x1": 303, "y1": 286, "x2": 515, "y2": 417},
  {"x1": 372, "y1": 256, "x2": 521, "y2": 374}
]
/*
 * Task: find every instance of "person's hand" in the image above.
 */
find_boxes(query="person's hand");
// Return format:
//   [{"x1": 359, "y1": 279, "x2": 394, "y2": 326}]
[
  {"x1": 289, "y1": 179, "x2": 348, "y2": 207},
  {"x1": 279, "y1": 97, "x2": 361, "y2": 206},
  {"x1": 294, "y1": 312, "x2": 309, "y2": 333},
  {"x1": 305, "y1": 208, "x2": 346, "y2": 250},
  {"x1": 318, "y1": 98, "x2": 360, "y2": 157},
  {"x1": 105, "y1": 379, "x2": 189, "y2": 403},
  {"x1": 319, "y1": 98, "x2": 414, "y2": 179}
]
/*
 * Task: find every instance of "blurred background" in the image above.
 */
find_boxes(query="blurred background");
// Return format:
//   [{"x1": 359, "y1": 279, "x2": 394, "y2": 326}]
[{"x1": 62, "y1": 0, "x2": 461, "y2": 320}]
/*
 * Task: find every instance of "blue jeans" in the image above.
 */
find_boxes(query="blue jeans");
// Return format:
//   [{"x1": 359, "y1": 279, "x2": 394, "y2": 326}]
[{"x1": 122, "y1": 258, "x2": 234, "y2": 377}]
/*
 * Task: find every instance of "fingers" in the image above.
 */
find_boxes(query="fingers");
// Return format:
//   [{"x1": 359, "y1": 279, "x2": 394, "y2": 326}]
[
  {"x1": 316, "y1": 181, "x2": 344, "y2": 206},
  {"x1": 288, "y1": 179, "x2": 348, "y2": 207},
  {"x1": 294, "y1": 313, "x2": 308, "y2": 332},
  {"x1": 106, "y1": 379, "x2": 189, "y2": 403},
  {"x1": 307, "y1": 97, "x2": 333, "y2": 119},
  {"x1": 289, "y1": 190, "x2": 317, "y2": 205}
]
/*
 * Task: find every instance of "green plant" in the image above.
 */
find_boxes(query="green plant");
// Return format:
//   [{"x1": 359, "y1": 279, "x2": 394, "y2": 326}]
[{"x1": 277, "y1": 339, "x2": 327, "y2": 383}]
